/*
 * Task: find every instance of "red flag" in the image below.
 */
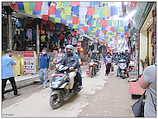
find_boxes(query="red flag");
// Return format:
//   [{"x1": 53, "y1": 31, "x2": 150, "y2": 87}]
[
  {"x1": 35, "y1": 2, "x2": 42, "y2": 11},
  {"x1": 10, "y1": 3, "x2": 19, "y2": 11},
  {"x1": 72, "y1": 16, "x2": 80, "y2": 24},
  {"x1": 71, "y1": 2, "x2": 80, "y2": 6},
  {"x1": 82, "y1": 26, "x2": 88, "y2": 32},
  {"x1": 48, "y1": 5, "x2": 56, "y2": 15},
  {"x1": 87, "y1": 7, "x2": 95, "y2": 16},
  {"x1": 101, "y1": 20, "x2": 108, "y2": 27}
]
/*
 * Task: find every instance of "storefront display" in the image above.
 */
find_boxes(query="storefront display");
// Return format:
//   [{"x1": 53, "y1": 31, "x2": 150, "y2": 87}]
[{"x1": 24, "y1": 51, "x2": 37, "y2": 74}]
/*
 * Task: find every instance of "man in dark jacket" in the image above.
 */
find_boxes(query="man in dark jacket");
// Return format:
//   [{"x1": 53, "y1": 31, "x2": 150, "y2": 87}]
[{"x1": 60, "y1": 45, "x2": 80, "y2": 89}]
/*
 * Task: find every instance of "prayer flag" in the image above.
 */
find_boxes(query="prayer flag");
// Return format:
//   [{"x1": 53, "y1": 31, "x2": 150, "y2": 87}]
[
  {"x1": 30, "y1": 2, "x2": 35, "y2": 11},
  {"x1": 71, "y1": 2, "x2": 80, "y2": 6},
  {"x1": 56, "y1": 9, "x2": 61, "y2": 18},
  {"x1": 104, "y1": 7, "x2": 110, "y2": 17},
  {"x1": 56, "y1": 1, "x2": 63, "y2": 8},
  {"x1": 35, "y1": 2, "x2": 42, "y2": 11},
  {"x1": 87, "y1": 7, "x2": 95, "y2": 15},
  {"x1": 90, "y1": 1, "x2": 100, "y2": 6},
  {"x1": 72, "y1": 6, "x2": 79, "y2": 15},
  {"x1": 18, "y1": 2, "x2": 24, "y2": 11},
  {"x1": 82, "y1": 26, "x2": 88, "y2": 32},
  {"x1": 72, "y1": 16, "x2": 80, "y2": 24},
  {"x1": 63, "y1": 2, "x2": 70, "y2": 6},
  {"x1": 54, "y1": 18, "x2": 61, "y2": 23},
  {"x1": 24, "y1": 2, "x2": 31, "y2": 15},
  {"x1": 111, "y1": 6, "x2": 118, "y2": 16},
  {"x1": 48, "y1": 5, "x2": 56, "y2": 15},
  {"x1": 64, "y1": 6, "x2": 72, "y2": 16}
]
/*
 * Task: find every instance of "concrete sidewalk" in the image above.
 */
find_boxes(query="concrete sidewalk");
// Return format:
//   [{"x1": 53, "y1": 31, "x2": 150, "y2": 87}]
[{"x1": 5, "y1": 70, "x2": 55, "y2": 92}]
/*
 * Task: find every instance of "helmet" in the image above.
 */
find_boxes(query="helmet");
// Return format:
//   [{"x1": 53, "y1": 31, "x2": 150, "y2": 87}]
[
  {"x1": 65, "y1": 45, "x2": 74, "y2": 55},
  {"x1": 66, "y1": 45, "x2": 74, "y2": 49}
]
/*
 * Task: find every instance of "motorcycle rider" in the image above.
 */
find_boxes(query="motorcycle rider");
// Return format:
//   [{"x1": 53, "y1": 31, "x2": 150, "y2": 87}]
[
  {"x1": 60, "y1": 45, "x2": 82, "y2": 90},
  {"x1": 125, "y1": 50, "x2": 130, "y2": 68},
  {"x1": 117, "y1": 52, "x2": 129, "y2": 77}
]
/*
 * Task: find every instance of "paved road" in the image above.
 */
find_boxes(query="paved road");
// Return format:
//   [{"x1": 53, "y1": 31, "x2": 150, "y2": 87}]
[{"x1": 2, "y1": 63, "x2": 135, "y2": 118}]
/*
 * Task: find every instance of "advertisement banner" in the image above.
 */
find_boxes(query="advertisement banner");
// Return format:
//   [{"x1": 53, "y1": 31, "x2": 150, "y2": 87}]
[{"x1": 24, "y1": 51, "x2": 36, "y2": 74}]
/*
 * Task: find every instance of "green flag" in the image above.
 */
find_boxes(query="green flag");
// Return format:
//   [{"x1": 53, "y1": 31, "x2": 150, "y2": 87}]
[{"x1": 30, "y1": 2, "x2": 35, "y2": 11}]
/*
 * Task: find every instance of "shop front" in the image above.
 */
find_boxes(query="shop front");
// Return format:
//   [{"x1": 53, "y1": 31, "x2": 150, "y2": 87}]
[{"x1": 139, "y1": 3, "x2": 156, "y2": 75}]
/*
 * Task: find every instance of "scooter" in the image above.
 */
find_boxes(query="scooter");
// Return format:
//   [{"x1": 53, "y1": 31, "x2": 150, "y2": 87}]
[
  {"x1": 49, "y1": 65, "x2": 81, "y2": 109},
  {"x1": 117, "y1": 59, "x2": 127, "y2": 79}
]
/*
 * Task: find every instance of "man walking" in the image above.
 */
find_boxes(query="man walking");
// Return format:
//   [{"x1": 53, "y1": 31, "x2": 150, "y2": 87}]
[
  {"x1": 2, "y1": 50, "x2": 20, "y2": 101},
  {"x1": 39, "y1": 48, "x2": 50, "y2": 88},
  {"x1": 104, "y1": 52, "x2": 112, "y2": 76}
]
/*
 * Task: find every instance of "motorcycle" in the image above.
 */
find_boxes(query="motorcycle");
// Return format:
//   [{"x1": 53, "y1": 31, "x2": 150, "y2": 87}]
[
  {"x1": 89, "y1": 59, "x2": 98, "y2": 78},
  {"x1": 49, "y1": 64, "x2": 81, "y2": 109},
  {"x1": 117, "y1": 59, "x2": 127, "y2": 79}
]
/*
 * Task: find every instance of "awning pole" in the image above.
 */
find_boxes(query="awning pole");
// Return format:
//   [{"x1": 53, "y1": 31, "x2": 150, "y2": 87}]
[
  {"x1": 8, "y1": 14, "x2": 12, "y2": 50},
  {"x1": 36, "y1": 24, "x2": 40, "y2": 54}
]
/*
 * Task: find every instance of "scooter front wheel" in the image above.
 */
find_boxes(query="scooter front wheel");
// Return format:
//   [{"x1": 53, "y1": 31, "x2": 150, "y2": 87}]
[{"x1": 49, "y1": 90, "x2": 64, "y2": 109}]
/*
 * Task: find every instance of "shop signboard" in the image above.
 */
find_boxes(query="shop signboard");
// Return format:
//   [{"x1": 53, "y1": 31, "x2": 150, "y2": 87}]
[{"x1": 23, "y1": 51, "x2": 36, "y2": 74}]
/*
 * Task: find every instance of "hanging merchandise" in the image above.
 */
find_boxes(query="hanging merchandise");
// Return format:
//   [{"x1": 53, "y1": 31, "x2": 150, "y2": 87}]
[
  {"x1": 55, "y1": 23, "x2": 61, "y2": 32},
  {"x1": 41, "y1": 35, "x2": 46, "y2": 42},
  {"x1": 26, "y1": 29, "x2": 32, "y2": 41},
  {"x1": 15, "y1": 19, "x2": 22, "y2": 28}
]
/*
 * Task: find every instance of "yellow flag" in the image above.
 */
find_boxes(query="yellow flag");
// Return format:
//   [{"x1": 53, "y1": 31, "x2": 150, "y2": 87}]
[
  {"x1": 64, "y1": 6, "x2": 71, "y2": 16},
  {"x1": 57, "y1": 1, "x2": 63, "y2": 8},
  {"x1": 104, "y1": 7, "x2": 110, "y2": 17},
  {"x1": 55, "y1": 18, "x2": 61, "y2": 23},
  {"x1": 73, "y1": 24, "x2": 79, "y2": 29},
  {"x1": 24, "y1": 2, "x2": 31, "y2": 15}
]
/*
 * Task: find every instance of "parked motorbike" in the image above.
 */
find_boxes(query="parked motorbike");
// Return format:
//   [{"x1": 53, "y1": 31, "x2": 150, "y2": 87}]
[
  {"x1": 117, "y1": 59, "x2": 127, "y2": 79},
  {"x1": 89, "y1": 59, "x2": 97, "y2": 78},
  {"x1": 49, "y1": 64, "x2": 81, "y2": 109}
]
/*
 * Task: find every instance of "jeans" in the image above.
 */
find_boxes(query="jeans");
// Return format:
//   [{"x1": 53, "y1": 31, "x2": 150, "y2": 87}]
[
  {"x1": 2, "y1": 77, "x2": 18, "y2": 98},
  {"x1": 39, "y1": 68, "x2": 48, "y2": 86},
  {"x1": 68, "y1": 71, "x2": 76, "y2": 89}
]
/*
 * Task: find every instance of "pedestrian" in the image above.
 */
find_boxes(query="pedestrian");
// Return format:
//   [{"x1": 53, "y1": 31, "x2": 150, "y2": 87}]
[
  {"x1": 2, "y1": 49, "x2": 20, "y2": 101},
  {"x1": 104, "y1": 52, "x2": 112, "y2": 76},
  {"x1": 125, "y1": 50, "x2": 130, "y2": 68},
  {"x1": 39, "y1": 48, "x2": 50, "y2": 88},
  {"x1": 138, "y1": 64, "x2": 157, "y2": 117}
]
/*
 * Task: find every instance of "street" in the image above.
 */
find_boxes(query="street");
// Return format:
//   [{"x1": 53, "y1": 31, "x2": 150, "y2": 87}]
[{"x1": 2, "y1": 63, "x2": 135, "y2": 118}]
